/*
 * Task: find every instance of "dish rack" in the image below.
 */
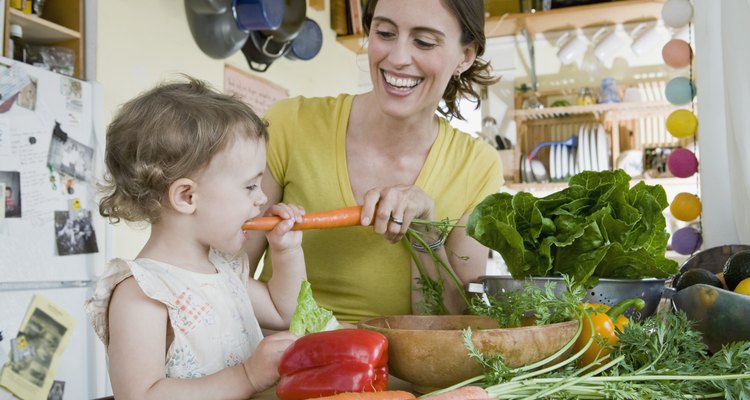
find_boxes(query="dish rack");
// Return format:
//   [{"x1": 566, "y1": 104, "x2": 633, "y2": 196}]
[{"x1": 509, "y1": 83, "x2": 694, "y2": 184}]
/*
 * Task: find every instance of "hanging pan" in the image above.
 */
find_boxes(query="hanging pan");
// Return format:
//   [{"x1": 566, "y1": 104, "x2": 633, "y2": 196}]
[
  {"x1": 285, "y1": 18, "x2": 323, "y2": 61},
  {"x1": 233, "y1": 0, "x2": 285, "y2": 31},
  {"x1": 241, "y1": 30, "x2": 291, "y2": 72},
  {"x1": 185, "y1": 0, "x2": 248, "y2": 59},
  {"x1": 260, "y1": 0, "x2": 307, "y2": 43}
]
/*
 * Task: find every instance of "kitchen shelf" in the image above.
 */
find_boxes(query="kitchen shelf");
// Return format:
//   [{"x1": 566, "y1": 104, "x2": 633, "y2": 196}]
[
  {"x1": 336, "y1": 0, "x2": 665, "y2": 51},
  {"x1": 512, "y1": 101, "x2": 677, "y2": 121},
  {"x1": 509, "y1": 85, "x2": 691, "y2": 184},
  {"x1": 8, "y1": 8, "x2": 80, "y2": 43},
  {"x1": 3, "y1": 0, "x2": 84, "y2": 79}
]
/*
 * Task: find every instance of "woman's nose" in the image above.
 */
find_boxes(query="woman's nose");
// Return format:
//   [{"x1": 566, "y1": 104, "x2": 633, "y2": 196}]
[{"x1": 388, "y1": 39, "x2": 412, "y2": 67}]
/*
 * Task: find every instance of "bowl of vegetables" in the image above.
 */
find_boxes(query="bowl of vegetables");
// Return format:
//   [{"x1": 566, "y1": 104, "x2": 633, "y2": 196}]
[
  {"x1": 358, "y1": 315, "x2": 578, "y2": 391},
  {"x1": 671, "y1": 244, "x2": 750, "y2": 353},
  {"x1": 479, "y1": 276, "x2": 667, "y2": 319},
  {"x1": 467, "y1": 170, "x2": 679, "y2": 319}
]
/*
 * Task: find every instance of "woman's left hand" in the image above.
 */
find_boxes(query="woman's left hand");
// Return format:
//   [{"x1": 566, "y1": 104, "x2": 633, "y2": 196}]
[{"x1": 360, "y1": 184, "x2": 435, "y2": 243}]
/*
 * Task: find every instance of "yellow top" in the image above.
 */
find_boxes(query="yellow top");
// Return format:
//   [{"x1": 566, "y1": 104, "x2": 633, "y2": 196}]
[{"x1": 261, "y1": 94, "x2": 503, "y2": 322}]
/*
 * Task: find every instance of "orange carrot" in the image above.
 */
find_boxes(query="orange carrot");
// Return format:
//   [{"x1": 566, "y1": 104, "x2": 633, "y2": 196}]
[
  {"x1": 421, "y1": 386, "x2": 489, "y2": 400},
  {"x1": 310, "y1": 390, "x2": 416, "y2": 400},
  {"x1": 242, "y1": 205, "x2": 364, "y2": 231}
]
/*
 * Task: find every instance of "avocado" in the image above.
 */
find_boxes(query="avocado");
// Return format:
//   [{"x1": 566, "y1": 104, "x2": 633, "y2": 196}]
[
  {"x1": 674, "y1": 268, "x2": 723, "y2": 291},
  {"x1": 723, "y1": 250, "x2": 750, "y2": 291}
]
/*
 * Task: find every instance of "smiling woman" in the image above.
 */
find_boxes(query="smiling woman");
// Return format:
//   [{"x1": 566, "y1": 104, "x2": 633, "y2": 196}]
[{"x1": 246, "y1": 0, "x2": 505, "y2": 322}]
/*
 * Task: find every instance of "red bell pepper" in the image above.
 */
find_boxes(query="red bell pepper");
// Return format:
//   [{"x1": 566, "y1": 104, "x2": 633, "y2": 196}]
[{"x1": 276, "y1": 329, "x2": 389, "y2": 400}]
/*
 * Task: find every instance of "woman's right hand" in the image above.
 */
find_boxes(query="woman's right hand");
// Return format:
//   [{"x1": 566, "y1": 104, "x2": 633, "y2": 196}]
[
  {"x1": 241, "y1": 331, "x2": 298, "y2": 393},
  {"x1": 360, "y1": 184, "x2": 435, "y2": 244}
]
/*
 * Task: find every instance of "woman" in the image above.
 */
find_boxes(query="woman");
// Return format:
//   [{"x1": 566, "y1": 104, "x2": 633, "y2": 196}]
[{"x1": 246, "y1": 0, "x2": 503, "y2": 322}]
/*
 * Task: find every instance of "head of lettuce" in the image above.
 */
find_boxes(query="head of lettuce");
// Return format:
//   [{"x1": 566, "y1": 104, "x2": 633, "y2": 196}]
[{"x1": 467, "y1": 169, "x2": 679, "y2": 288}]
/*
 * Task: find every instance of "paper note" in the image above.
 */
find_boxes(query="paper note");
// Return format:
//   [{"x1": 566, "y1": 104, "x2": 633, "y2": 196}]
[
  {"x1": 0, "y1": 294, "x2": 75, "y2": 400},
  {"x1": 223, "y1": 64, "x2": 288, "y2": 116}
]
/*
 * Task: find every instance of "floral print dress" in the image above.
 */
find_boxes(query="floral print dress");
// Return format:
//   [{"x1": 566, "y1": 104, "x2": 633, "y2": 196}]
[{"x1": 85, "y1": 250, "x2": 263, "y2": 378}]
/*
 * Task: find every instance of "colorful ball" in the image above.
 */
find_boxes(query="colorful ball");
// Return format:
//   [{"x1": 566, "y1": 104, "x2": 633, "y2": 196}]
[
  {"x1": 665, "y1": 77, "x2": 696, "y2": 106},
  {"x1": 670, "y1": 192, "x2": 702, "y2": 222},
  {"x1": 662, "y1": 0, "x2": 694, "y2": 28},
  {"x1": 666, "y1": 109, "x2": 698, "y2": 138},
  {"x1": 668, "y1": 148, "x2": 699, "y2": 178},
  {"x1": 672, "y1": 226, "x2": 702, "y2": 255},
  {"x1": 662, "y1": 39, "x2": 692, "y2": 68}
]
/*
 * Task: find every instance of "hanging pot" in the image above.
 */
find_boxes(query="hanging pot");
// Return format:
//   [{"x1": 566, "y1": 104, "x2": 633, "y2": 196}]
[
  {"x1": 233, "y1": 0, "x2": 285, "y2": 31},
  {"x1": 185, "y1": 0, "x2": 249, "y2": 59},
  {"x1": 260, "y1": 0, "x2": 306, "y2": 43},
  {"x1": 241, "y1": 30, "x2": 291, "y2": 72},
  {"x1": 285, "y1": 18, "x2": 323, "y2": 61}
]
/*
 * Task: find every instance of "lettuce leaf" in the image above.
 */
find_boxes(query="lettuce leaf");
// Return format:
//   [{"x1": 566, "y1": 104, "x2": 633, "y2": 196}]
[
  {"x1": 289, "y1": 280, "x2": 341, "y2": 336},
  {"x1": 467, "y1": 170, "x2": 679, "y2": 287}
]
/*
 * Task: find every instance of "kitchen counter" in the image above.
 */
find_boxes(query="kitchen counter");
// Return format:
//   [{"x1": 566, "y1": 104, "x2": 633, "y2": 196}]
[{"x1": 251, "y1": 376, "x2": 418, "y2": 399}]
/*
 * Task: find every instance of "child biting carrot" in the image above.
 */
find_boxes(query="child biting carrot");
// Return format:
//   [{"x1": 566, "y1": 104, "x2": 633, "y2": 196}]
[{"x1": 85, "y1": 76, "x2": 307, "y2": 399}]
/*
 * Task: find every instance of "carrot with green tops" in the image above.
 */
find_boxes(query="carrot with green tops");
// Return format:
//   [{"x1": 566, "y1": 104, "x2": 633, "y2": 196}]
[
  {"x1": 242, "y1": 205, "x2": 364, "y2": 231},
  {"x1": 311, "y1": 390, "x2": 416, "y2": 400}
]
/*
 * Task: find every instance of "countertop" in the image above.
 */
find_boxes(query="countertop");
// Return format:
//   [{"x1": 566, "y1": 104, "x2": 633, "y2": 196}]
[{"x1": 251, "y1": 376, "x2": 418, "y2": 399}]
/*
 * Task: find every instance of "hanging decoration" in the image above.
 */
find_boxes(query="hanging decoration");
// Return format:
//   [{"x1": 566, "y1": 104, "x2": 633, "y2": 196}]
[{"x1": 661, "y1": 0, "x2": 701, "y2": 255}]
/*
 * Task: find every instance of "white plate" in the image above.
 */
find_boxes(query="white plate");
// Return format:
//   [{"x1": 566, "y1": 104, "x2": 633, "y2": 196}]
[
  {"x1": 597, "y1": 124, "x2": 609, "y2": 171},
  {"x1": 556, "y1": 143, "x2": 564, "y2": 180},
  {"x1": 561, "y1": 144, "x2": 570, "y2": 178},
  {"x1": 589, "y1": 125, "x2": 599, "y2": 171},
  {"x1": 581, "y1": 125, "x2": 591, "y2": 171},
  {"x1": 576, "y1": 125, "x2": 585, "y2": 173},
  {"x1": 549, "y1": 144, "x2": 557, "y2": 180}
]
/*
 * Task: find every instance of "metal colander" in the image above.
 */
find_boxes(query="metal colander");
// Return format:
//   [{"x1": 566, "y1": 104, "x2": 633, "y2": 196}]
[{"x1": 477, "y1": 276, "x2": 668, "y2": 320}]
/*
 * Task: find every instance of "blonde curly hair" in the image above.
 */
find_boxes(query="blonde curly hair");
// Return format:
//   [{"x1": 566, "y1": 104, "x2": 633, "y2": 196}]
[{"x1": 99, "y1": 76, "x2": 268, "y2": 224}]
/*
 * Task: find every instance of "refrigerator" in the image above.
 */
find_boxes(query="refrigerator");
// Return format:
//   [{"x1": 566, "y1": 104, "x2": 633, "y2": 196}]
[{"x1": 0, "y1": 57, "x2": 110, "y2": 399}]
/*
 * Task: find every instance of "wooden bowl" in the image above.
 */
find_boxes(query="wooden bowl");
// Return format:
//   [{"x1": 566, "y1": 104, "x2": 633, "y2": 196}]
[{"x1": 358, "y1": 315, "x2": 578, "y2": 390}]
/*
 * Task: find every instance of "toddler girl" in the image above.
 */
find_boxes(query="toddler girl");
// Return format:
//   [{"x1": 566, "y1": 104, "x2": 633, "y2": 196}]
[{"x1": 85, "y1": 77, "x2": 306, "y2": 399}]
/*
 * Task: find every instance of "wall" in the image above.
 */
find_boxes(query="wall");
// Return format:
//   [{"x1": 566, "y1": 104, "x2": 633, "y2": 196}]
[{"x1": 95, "y1": 0, "x2": 362, "y2": 258}]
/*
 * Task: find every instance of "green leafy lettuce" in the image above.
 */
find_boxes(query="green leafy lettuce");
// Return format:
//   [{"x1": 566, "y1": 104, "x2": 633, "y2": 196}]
[
  {"x1": 289, "y1": 280, "x2": 341, "y2": 336},
  {"x1": 467, "y1": 170, "x2": 679, "y2": 287}
]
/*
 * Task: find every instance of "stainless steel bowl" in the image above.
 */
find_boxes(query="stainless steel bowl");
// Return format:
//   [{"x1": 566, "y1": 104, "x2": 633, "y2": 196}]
[{"x1": 478, "y1": 275, "x2": 668, "y2": 320}]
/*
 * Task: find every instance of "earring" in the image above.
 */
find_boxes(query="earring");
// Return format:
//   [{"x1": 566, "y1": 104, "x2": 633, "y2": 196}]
[{"x1": 453, "y1": 70, "x2": 462, "y2": 81}]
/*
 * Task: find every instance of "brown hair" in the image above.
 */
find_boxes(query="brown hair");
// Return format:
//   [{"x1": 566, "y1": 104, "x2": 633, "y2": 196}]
[
  {"x1": 99, "y1": 76, "x2": 268, "y2": 224},
  {"x1": 362, "y1": 0, "x2": 498, "y2": 121}
]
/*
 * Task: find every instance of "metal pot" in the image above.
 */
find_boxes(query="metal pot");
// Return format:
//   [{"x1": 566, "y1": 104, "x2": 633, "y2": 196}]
[
  {"x1": 284, "y1": 18, "x2": 323, "y2": 61},
  {"x1": 185, "y1": 0, "x2": 249, "y2": 59},
  {"x1": 260, "y1": 0, "x2": 306, "y2": 43},
  {"x1": 477, "y1": 275, "x2": 668, "y2": 320},
  {"x1": 233, "y1": 0, "x2": 285, "y2": 31},
  {"x1": 241, "y1": 30, "x2": 290, "y2": 72}
]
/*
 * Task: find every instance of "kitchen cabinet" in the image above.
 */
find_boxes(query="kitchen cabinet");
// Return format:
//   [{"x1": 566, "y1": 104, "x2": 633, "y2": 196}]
[
  {"x1": 2, "y1": 0, "x2": 84, "y2": 79},
  {"x1": 335, "y1": 0, "x2": 666, "y2": 52}
]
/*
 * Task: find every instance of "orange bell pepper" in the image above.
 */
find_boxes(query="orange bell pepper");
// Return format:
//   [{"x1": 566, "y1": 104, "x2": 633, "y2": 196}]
[{"x1": 573, "y1": 298, "x2": 645, "y2": 368}]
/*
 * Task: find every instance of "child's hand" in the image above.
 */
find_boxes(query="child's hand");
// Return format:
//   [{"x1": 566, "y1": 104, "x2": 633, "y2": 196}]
[
  {"x1": 264, "y1": 203, "x2": 304, "y2": 253},
  {"x1": 242, "y1": 331, "x2": 298, "y2": 393}
]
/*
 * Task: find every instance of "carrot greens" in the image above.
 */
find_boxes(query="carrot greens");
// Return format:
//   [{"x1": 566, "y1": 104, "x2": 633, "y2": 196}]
[{"x1": 455, "y1": 309, "x2": 750, "y2": 399}]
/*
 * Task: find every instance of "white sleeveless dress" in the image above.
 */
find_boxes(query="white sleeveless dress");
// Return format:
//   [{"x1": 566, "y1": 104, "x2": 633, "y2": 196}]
[{"x1": 84, "y1": 250, "x2": 264, "y2": 378}]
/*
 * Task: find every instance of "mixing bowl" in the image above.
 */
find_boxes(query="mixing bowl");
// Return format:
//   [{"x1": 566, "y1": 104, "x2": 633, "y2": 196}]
[
  {"x1": 479, "y1": 275, "x2": 668, "y2": 320},
  {"x1": 358, "y1": 315, "x2": 578, "y2": 391}
]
